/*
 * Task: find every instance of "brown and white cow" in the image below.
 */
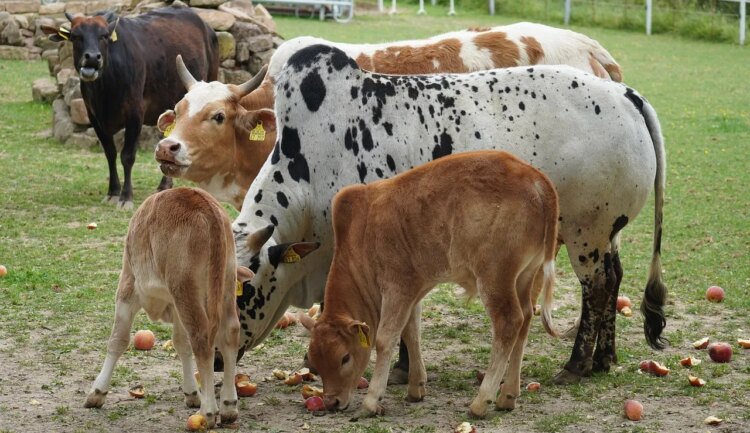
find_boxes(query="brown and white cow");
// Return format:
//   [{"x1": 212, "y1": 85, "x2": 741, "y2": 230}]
[
  {"x1": 305, "y1": 151, "x2": 559, "y2": 419},
  {"x1": 155, "y1": 22, "x2": 622, "y2": 209},
  {"x1": 84, "y1": 187, "x2": 241, "y2": 428}
]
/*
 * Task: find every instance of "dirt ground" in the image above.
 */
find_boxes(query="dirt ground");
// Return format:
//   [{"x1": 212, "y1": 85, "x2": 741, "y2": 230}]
[{"x1": 1, "y1": 273, "x2": 748, "y2": 433}]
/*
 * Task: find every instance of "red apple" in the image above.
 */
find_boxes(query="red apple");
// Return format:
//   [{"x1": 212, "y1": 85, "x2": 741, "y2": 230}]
[
  {"x1": 692, "y1": 337, "x2": 710, "y2": 349},
  {"x1": 688, "y1": 375, "x2": 706, "y2": 387},
  {"x1": 87, "y1": 222, "x2": 98, "y2": 230},
  {"x1": 234, "y1": 373, "x2": 250, "y2": 386},
  {"x1": 129, "y1": 385, "x2": 145, "y2": 398},
  {"x1": 0, "y1": 265, "x2": 7, "y2": 277},
  {"x1": 304, "y1": 396, "x2": 325, "y2": 412},
  {"x1": 705, "y1": 286, "x2": 725, "y2": 302},
  {"x1": 133, "y1": 330, "x2": 155, "y2": 350},
  {"x1": 624, "y1": 399, "x2": 643, "y2": 421},
  {"x1": 526, "y1": 382, "x2": 541, "y2": 392},
  {"x1": 275, "y1": 314, "x2": 291, "y2": 329},
  {"x1": 284, "y1": 373, "x2": 303, "y2": 386},
  {"x1": 616, "y1": 296, "x2": 632, "y2": 312},
  {"x1": 236, "y1": 381, "x2": 257, "y2": 397},
  {"x1": 301, "y1": 384, "x2": 324, "y2": 400},
  {"x1": 357, "y1": 376, "x2": 369, "y2": 389},
  {"x1": 186, "y1": 413, "x2": 207, "y2": 431},
  {"x1": 638, "y1": 360, "x2": 652, "y2": 372},
  {"x1": 679, "y1": 356, "x2": 701, "y2": 367},
  {"x1": 708, "y1": 342, "x2": 732, "y2": 363},
  {"x1": 650, "y1": 361, "x2": 670, "y2": 377}
]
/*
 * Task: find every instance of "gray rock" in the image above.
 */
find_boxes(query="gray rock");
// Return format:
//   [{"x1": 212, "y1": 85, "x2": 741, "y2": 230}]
[
  {"x1": 222, "y1": 67, "x2": 253, "y2": 84},
  {"x1": 53, "y1": 98, "x2": 74, "y2": 142},
  {"x1": 66, "y1": 132, "x2": 100, "y2": 149},
  {"x1": 246, "y1": 34, "x2": 273, "y2": 53},
  {"x1": 192, "y1": 8, "x2": 235, "y2": 31},
  {"x1": 86, "y1": 0, "x2": 122, "y2": 14},
  {"x1": 32, "y1": 77, "x2": 59, "y2": 103},
  {"x1": 64, "y1": 2, "x2": 88, "y2": 15},
  {"x1": 12, "y1": 14, "x2": 28, "y2": 30},
  {"x1": 56, "y1": 68, "x2": 75, "y2": 90},
  {"x1": 248, "y1": 49, "x2": 274, "y2": 75},
  {"x1": 171, "y1": 0, "x2": 188, "y2": 7},
  {"x1": 39, "y1": 3, "x2": 67, "y2": 15},
  {"x1": 57, "y1": 42, "x2": 74, "y2": 70},
  {"x1": 63, "y1": 76, "x2": 82, "y2": 105},
  {"x1": 41, "y1": 48, "x2": 57, "y2": 60},
  {"x1": 189, "y1": 0, "x2": 225, "y2": 7},
  {"x1": 253, "y1": 5, "x2": 276, "y2": 32},
  {"x1": 70, "y1": 98, "x2": 90, "y2": 125},
  {"x1": 4, "y1": 1, "x2": 40, "y2": 14},
  {"x1": 1, "y1": 16, "x2": 23, "y2": 46},
  {"x1": 216, "y1": 31, "x2": 235, "y2": 61},
  {"x1": 235, "y1": 41, "x2": 250, "y2": 64},
  {"x1": 46, "y1": 54, "x2": 58, "y2": 75},
  {"x1": 113, "y1": 125, "x2": 162, "y2": 152},
  {"x1": 0, "y1": 45, "x2": 27, "y2": 59},
  {"x1": 229, "y1": 21, "x2": 262, "y2": 41}
]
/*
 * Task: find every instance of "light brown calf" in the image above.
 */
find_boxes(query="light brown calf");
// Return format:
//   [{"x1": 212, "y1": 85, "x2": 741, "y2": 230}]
[
  {"x1": 84, "y1": 187, "x2": 241, "y2": 428},
  {"x1": 306, "y1": 151, "x2": 559, "y2": 419}
]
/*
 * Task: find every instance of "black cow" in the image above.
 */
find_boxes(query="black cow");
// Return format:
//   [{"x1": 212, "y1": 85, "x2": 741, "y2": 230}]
[{"x1": 42, "y1": 7, "x2": 219, "y2": 209}]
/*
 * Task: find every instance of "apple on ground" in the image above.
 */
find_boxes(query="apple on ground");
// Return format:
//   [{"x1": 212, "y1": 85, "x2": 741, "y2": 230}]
[
  {"x1": 357, "y1": 376, "x2": 369, "y2": 389},
  {"x1": 284, "y1": 373, "x2": 303, "y2": 386},
  {"x1": 301, "y1": 384, "x2": 324, "y2": 399},
  {"x1": 133, "y1": 330, "x2": 155, "y2": 350},
  {"x1": 234, "y1": 373, "x2": 250, "y2": 385},
  {"x1": 679, "y1": 356, "x2": 701, "y2": 367},
  {"x1": 526, "y1": 382, "x2": 541, "y2": 392},
  {"x1": 692, "y1": 337, "x2": 710, "y2": 349},
  {"x1": 624, "y1": 399, "x2": 643, "y2": 421},
  {"x1": 707, "y1": 342, "x2": 732, "y2": 363},
  {"x1": 186, "y1": 413, "x2": 208, "y2": 431},
  {"x1": 620, "y1": 306, "x2": 633, "y2": 317},
  {"x1": 0, "y1": 265, "x2": 7, "y2": 277},
  {"x1": 688, "y1": 375, "x2": 706, "y2": 387},
  {"x1": 616, "y1": 295, "x2": 632, "y2": 312},
  {"x1": 738, "y1": 339, "x2": 750, "y2": 349},
  {"x1": 129, "y1": 385, "x2": 145, "y2": 398},
  {"x1": 304, "y1": 396, "x2": 325, "y2": 412},
  {"x1": 236, "y1": 381, "x2": 257, "y2": 397},
  {"x1": 705, "y1": 286, "x2": 725, "y2": 302},
  {"x1": 454, "y1": 422, "x2": 477, "y2": 433}
]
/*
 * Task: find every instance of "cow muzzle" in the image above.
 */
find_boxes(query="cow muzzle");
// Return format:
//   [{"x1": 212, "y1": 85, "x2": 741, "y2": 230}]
[
  {"x1": 79, "y1": 52, "x2": 103, "y2": 82},
  {"x1": 155, "y1": 139, "x2": 190, "y2": 176}
]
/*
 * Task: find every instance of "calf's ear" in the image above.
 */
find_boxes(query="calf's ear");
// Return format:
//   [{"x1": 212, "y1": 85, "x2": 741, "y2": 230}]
[
  {"x1": 268, "y1": 241, "x2": 320, "y2": 267},
  {"x1": 347, "y1": 320, "x2": 371, "y2": 348},
  {"x1": 246, "y1": 224, "x2": 275, "y2": 254},
  {"x1": 237, "y1": 108, "x2": 276, "y2": 135},
  {"x1": 236, "y1": 266, "x2": 255, "y2": 283},
  {"x1": 157, "y1": 110, "x2": 176, "y2": 134}
]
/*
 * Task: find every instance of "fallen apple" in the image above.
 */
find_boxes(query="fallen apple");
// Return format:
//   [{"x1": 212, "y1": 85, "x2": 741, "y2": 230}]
[
  {"x1": 133, "y1": 330, "x2": 155, "y2": 350},
  {"x1": 692, "y1": 337, "x2": 710, "y2": 349},
  {"x1": 272, "y1": 369, "x2": 288, "y2": 380},
  {"x1": 688, "y1": 374, "x2": 706, "y2": 387},
  {"x1": 708, "y1": 342, "x2": 732, "y2": 363},
  {"x1": 454, "y1": 421, "x2": 477, "y2": 433},
  {"x1": 624, "y1": 399, "x2": 643, "y2": 421},
  {"x1": 304, "y1": 396, "x2": 325, "y2": 412},
  {"x1": 284, "y1": 373, "x2": 303, "y2": 386},
  {"x1": 650, "y1": 361, "x2": 670, "y2": 376},
  {"x1": 357, "y1": 376, "x2": 369, "y2": 389},
  {"x1": 679, "y1": 356, "x2": 701, "y2": 367},
  {"x1": 129, "y1": 385, "x2": 145, "y2": 398},
  {"x1": 87, "y1": 222, "x2": 98, "y2": 230},
  {"x1": 234, "y1": 373, "x2": 250, "y2": 386},
  {"x1": 638, "y1": 360, "x2": 653, "y2": 372},
  {"x1": 297, "y1": 368, "x2": 315, "y2": 381},
  {"x1": 620, "y1": 306, "x2": 633, "y2": 317},
  {"x1": 616, "y1": 295, "x2": 632, "y2": 312},
  {"x1": 705, "y1": 285, "x2": 725, "y2": 302},
  {"x1": 301, "y1": 384, "x2": 324, "y2": 400},
  {"x1": 526, "y1": 382, "x2": 541, "y2": 392},
  {"x1": 704, "y1": 416, "x2": 723, "y2": 426},
  {"x1": 738, "y1": 339, "x2": 750, "y2": 349},
  {"x1": 275, "y1": 314, "x2": 291, "y2": 329},
  {"x1": 236, "y1": 381, "x2": 257, "y2": 397},
  {"x1": 0, "y1": 265, "x2": 7, "y2": 277},
  {"x1": 186, "y1": 413, "x2": 208, "y2": 431}
]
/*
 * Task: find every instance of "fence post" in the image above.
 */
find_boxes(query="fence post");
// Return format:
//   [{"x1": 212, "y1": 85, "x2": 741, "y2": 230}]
[
  {"x1": 417, "y1": 0, "x2": 425, "y2": 14},
  {"x1": 646, "y1": 0, "x2": 652, "y2": 35},
  {"x1": 378, "y1": 0, "x2": 383, "y2": 12},
  {"x1": 564, "y1": 0, "x2": 571, "y2": 24},
  {"x1": 741, "y1": 0, "x2": 747, "y2": 45},
  {"x1": 489, "y1": 0, "x2": 495, "y2": 16}
]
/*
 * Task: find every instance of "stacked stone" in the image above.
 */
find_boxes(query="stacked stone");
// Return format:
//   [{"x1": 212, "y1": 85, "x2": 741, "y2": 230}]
[{"x1": 26, "y1": 0, "x2": 281, "y2": 149}]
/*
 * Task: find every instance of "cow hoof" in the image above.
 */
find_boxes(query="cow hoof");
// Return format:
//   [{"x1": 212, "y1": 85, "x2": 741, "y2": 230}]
[
  {"x1": 592, "y1": 356, "x2": 614, "y2": 373},
  {"x1": 467, "y1": 404, "x2": 488, "y2": 419},
  {"x1": 118, "y1": 200, "x2": 134, "y2": 210},
  {"x1": 552, "y1": 369, "x2": 582, "y2": 385},
  {"x1": 84, "y1": 389, "x2": 107, "y2": 408},
  {"x1": 495, "y1": 394, "x2": 516, "y2": 411},
  {"x1": 184, "y1": 391, "x2": 201, "y2": 408},
  {"x1": 102, "y1": 195, "x2": 119, "y2": 205},
  {"x1": 387, "y1": 367, "x2": 409, "y2": 385},
  {"x1": 405, "y1": 392, "x2": 424, "y2": 403},
  {"x1": 220, "y1": 408, "x2": 238, "y2": 425},
  {"x1": 349, "y1": 405, "x2": 383, "y2": 421}
]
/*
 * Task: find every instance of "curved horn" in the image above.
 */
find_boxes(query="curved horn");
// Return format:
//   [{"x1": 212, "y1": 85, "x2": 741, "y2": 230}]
[
  {"x1": 65, "y1": 12, "x2": 75, "y2": 22},
  {"x1": 237, "y1": 65, "x2": 268, "y2": 97},
  {"x1": 175, "y1": 55, "x2": 197, "y2": 90}
]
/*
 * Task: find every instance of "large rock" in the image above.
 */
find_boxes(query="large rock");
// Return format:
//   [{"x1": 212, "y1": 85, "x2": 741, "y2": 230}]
[
  {"x1": 12, "y1": 14, "x2": 28, "y2": 30},
  {"x1": 69, "y1": 98, "x2": 90, "y2": 125},
  {"x1": 62, "y1": 76, "x2": 82, "y2": 105},
  {"x1": 113, "y1": 125, "x2": 162, "y2": 152},
  {"x1": 53, "y1": 98, "x2": 75, "y2": 142},
  {"x1": 216, "y1": 31, "x2": 235, "y2": 61},
  {"x1": 221, "y1": 67, "x2": 253, "y2": 85},
  {"x1": 248, "y1": 48, "x2": 273, "y2": 75},
  {"x1": 140, "y1": 2, "x2": 168, "y2": 12},
  {"x1": 0, "y1": 14, "x2": 23, "y2": 46},
  {"x1": 41, "y1": 48, "x2": 57, "y2": 60},
  {"x1": 219, "y1": 0, "x2": 255, "y2": 20},
  {"x1": 0, "y1": 44, "x2": 26, "y2": 59},
  {"x1": 64, "y1": 2, "x2": 88, "y2": 15},
  {"x1": 228, "y1": 21, "x2": 262, "y2": 41},
  {"x1": 189, "y1": 0, "x2": 225, "y2": 7},
  {"x1": 46, "y1": 53, "x2": 58, "y2": 75},
  {"x1": 245, "y1": 34, "x2": 273, "y2": 53},
  {"x1": 192, "y1": 8, "x2": 235, "y2": 31},
  {"x1": 253, "y1": 5, "x2": 276, "y2": 33},
  {"x1": 4, "y1": 1, "x2": 40, "y2": 14},
  {"x1": 32, "y1": 77, "x2": 59, "y2": 103},
  {"x1": 34, "y1": 33, "x2": 59, "y2": 51},
  {"x1": 39, "y1": 3, "x2": 67, "y2": 15},
  {"x1": 66, "y1": 131, "x2": 100, "y2": 149},
  {"x1": 57, "y1": 42, "x2": 74, "y2": 71},
  {"x1": 86, "y1": 0, "x2": 122, "y2": 14},
  {"x1": 235, "y1": 41, "x2": 250, "y2": 63},
  {"x1": 56, "y1": 68, "x2": 75, "y2": 90}
]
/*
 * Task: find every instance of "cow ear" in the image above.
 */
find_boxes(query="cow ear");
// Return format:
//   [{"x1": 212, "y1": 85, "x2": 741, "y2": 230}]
[
  {"x1": 237, "y1": 108, "x2": 276, "y2": 135},
  {"x1": 236, "y1": 266, "x2": 254, "y2": 283},
  {"x1": 41, "y1": 24, "x2": 67, "y2": 42},
  {"x1": 267, "y1": 241, "x2": 320, "y2": 267},
  {"x1": 157, "y1": 110, "x2": 175, "y2": 134},
  {"x1": 246, "y1": 224, "x2": 275, "y2": 255},
  {"x1": 97, "y1": 10, "x2": 116, "y2": 23},
  {"x1": 347, "y1": 320, "x2": 371, "y2": 348}
]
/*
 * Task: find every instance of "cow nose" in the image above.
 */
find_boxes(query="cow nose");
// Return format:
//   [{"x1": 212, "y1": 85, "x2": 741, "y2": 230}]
[
  {"x1": 84, "y1": 52, "x2": 102, "y2": 61},
  {"x1": 158, "y1": 140, "x2": 181, "y2": 154}
]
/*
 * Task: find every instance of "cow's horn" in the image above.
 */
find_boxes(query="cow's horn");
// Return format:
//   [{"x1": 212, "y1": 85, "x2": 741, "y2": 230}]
[
  {"x1": 238, "y1": 65, "x2": 268, "y2": 97},
  {"x1": 175, "y1": 55, "x2": 197, "y2": 90},
  {"x1": 64, "y1": 12, "x2": 75, "y2": 22}
]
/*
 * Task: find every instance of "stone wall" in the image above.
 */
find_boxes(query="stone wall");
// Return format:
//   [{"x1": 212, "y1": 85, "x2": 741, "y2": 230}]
[{"x1": 22, "y1": 0, "x2": 281, "y2": 149}]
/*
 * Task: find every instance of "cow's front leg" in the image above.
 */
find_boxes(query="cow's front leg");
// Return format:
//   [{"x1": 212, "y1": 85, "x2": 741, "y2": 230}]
[
  {"x1": 90, "y1": 119, "x2": 120, "y2": 204},
  {"x1": 85, "y1": 295, "x2": 140, "y2": 408},
  {"x1": 119, "y1": 114, "x2": 143, "y2": 210},
  {"x1": 593, "y1": 252, "x2": 622, "y2": 372}
]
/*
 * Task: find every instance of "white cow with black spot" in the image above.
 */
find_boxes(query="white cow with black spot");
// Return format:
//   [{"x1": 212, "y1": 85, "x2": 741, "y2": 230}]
[{"x1": 232, "y1": 45, "x2": 667, "y2": 389}]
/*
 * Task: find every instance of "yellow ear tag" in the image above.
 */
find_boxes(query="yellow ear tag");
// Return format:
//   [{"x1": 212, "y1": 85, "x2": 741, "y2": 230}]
[
  {"x1": 236, "y1": 280, "x2": 243, "y2": 297},
  {"x1": 110, "y1": 30, "x2": 118, "y2": 42},
  {"x1": 57, "y1": 26, "x2": 70, "y2": 40},
  {"x1": 357, "y1": 325, "x2": 370, "y2": 348},
  {"x1": 249, "y1": 122, "x2": 266, "y2": 141},
  {"x1": 163, "y1": 123, "x2": 175, "y2": 137},
  {"x1": 282, "y1": 248, "x2": 301, "y2": 263}
]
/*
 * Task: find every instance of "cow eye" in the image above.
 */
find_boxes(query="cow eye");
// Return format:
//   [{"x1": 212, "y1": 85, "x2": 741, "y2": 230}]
[
  {"x1": 213, "y1": 112, "x2": 225, "y2": 124},
  {"x1": 341, "y1": 354, "x2": 350, "y2": 365}
]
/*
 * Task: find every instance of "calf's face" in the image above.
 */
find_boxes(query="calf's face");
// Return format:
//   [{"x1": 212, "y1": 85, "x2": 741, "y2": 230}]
[{"x1": 307, "y1": 320, "x2": 370, "y2": 411}]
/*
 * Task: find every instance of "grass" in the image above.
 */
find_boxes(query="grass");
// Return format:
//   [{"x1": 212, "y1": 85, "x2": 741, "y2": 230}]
[{"x1": 1, "y1": 8, "x2": 749, "y2": 433}]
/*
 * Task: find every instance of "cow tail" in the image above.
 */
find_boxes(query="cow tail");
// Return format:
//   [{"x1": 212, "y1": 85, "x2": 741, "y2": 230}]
[
  {"x1": 639, "y1": 100, "x2": 668, "y2": 350},
  {"x1": 590, "y1": 45, "x2": 623, "y2": 82},
  {"x1": 540, "y1": 178, "x2": 559, "y2": 338}
]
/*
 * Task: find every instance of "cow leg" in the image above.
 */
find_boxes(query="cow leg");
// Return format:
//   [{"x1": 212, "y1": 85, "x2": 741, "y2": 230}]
[
  {"x1": 387, "y1": 339, "x2": 410, "y2": 385},
  {"x1": 592, "y1": 250, "x2": 622, "y2": 372},
  {"x1": 353, "y1": 292, "x2": 415, "y2": 420},
  {"x1": 119, "y1": 116, "x2": 142, "y2": 210},
  {"x1": 90, "y1": 120, "x2": 120, "y2": 205},
  {"x1": 216, "y1": 289, "x2": 241, "y2": 425},
  {"x1": 172, "y1": 312, "x2": 201, "y2": 408},
  {"x1": 85, "y1": 265, "x2": 139, "y2": 408},
  {"x1": 401, "y1": 303, "x2": 426, "y2": 402},
  {"x1": 469, "y1": 276, "x2": 523, "y2": 419}
]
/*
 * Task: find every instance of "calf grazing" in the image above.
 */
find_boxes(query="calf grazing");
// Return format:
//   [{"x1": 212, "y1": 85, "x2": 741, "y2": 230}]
[
  {"x1": 42, "y1": 8, "x2": 218, "y2": 209},
  {"x1": 155, "y1": 22, "x2": 621, "y2": 209},
  {"x1": 231, "y1": 45, "x2": 666, "y2": 386},
  {"x1": 84, "y1": 188, "x2": 240, "y2": 428},
  {"x1": 306, "y1": 151, "x2": 559, "y2": 419}
]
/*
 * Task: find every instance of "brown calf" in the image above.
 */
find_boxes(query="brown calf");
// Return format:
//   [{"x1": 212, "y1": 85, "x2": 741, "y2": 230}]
[
  {"x1": 306, "y1": 151, "x2": 559, "y2": 419},
  {"x1": 84, "y1": 188, "x2": 241, "y2": 428}
]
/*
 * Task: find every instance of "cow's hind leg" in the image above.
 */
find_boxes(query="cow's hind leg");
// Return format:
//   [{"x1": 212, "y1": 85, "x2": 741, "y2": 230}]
[
  {"x1": 216, "y1": 287, "x2": 241, "y2": 425},
  {"x1": 402, "y1": 303, "x2": 426, "y2": 402},
  {"x1": 592, "y1": 248, "x2": 622, "y2": 373},
  {"x1": 470, "y1": 276, "x2": 523, "y2": 418},
  {"x1": 172, "y1": 312, "x2": 201, "y2": 408},
  {"x1": 388, "y1": 339, "x2": 410, "y2": 385},
  {"x1": 85, "y1": 266, "x2": 139, "y2": 408},
  {"x1": 90, "y1": 120, "x2": 120, "y2": 205}
]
